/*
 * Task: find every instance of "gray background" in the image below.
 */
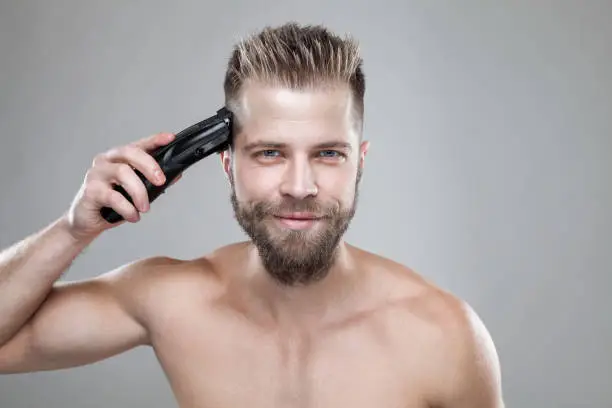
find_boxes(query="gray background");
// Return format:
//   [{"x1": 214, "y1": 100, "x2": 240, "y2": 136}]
[{"x1": 1, "y1": 1, "x2": 611, "y2": 407}]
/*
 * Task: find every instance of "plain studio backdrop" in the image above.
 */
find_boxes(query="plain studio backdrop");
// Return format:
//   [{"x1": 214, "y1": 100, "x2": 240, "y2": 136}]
[{"x1": 1, "y1": 1, "x2": 611, "y2": 407}]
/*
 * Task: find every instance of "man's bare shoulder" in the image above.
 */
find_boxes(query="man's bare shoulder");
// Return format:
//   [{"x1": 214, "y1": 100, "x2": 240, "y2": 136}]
[
  {"x1": 350, "y1": 244, "x2": 462, "y2": 323},
  {"x1": 352, "y1": 246, "x2": 504, "y2": 407},
  {"x1": 356, "y1": 245, "x2": 498, "y2": 358},
  {"x1": 100, "y1": 243, "x2": 246, "y2": 313},
  {"x1": 107, "y1": 242, "x2": 246, "y2": 289}
]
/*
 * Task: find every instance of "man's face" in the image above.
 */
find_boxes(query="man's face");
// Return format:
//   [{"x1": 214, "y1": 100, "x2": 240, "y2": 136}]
[{"x1": 222, "y1": 82, "x2": 369, "y2": 286}]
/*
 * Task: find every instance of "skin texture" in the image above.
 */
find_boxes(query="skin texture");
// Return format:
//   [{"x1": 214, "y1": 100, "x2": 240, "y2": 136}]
[{"x1": 0, "y1": 82, "x2": 504, "y2": 408}]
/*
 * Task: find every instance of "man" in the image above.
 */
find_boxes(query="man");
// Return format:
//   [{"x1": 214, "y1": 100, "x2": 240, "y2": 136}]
[{"x1": 0, "y1": 23, "x2": 504, "y2": 407}]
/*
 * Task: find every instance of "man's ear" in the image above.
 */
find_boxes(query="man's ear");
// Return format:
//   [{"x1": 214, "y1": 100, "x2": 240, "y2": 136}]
[
  {"x1": 220, "y1": 150, "x2": 232, "y2": 179},
  {"x1": 359, "y1": 140, "x2": 370, "y2": 169}
]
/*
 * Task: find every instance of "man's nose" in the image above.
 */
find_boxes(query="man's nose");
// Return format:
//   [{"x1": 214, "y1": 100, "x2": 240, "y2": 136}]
[{"x1": 279, "y1": 157, "x2": 318, "y2": 199}]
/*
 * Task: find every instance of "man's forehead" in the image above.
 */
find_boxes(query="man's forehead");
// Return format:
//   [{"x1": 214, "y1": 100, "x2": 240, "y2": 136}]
[
  {"x1": 237, "y1": 82, "x2": 354, "y2": 122},
  {"x1": 232, "y1": 82, "x2": 359, "y2": 144}
]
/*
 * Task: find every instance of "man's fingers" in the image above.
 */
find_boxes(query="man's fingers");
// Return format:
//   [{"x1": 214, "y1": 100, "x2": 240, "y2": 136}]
[{"x1": 103, "y1": 145, "x2": 166, "y2": 187}]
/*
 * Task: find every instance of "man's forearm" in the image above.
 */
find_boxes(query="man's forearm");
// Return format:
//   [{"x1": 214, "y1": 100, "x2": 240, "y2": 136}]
[{"x1": 0, "y1": 215, "x2": 96, "y2": 346}]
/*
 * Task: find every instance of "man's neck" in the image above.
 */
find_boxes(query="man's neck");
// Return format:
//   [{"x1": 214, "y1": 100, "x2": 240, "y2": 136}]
[{"x1": 240, "y1": 241, "x2": 362, "y2": 329}]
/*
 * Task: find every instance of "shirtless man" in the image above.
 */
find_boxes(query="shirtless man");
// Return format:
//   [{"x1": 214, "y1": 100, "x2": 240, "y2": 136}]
[{"x1": 0, "y1": 23, "x2": 504, "y2": 407}]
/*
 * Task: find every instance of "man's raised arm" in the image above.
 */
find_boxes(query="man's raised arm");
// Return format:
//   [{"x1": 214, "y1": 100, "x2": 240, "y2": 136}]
[{"x1": 0, "y1": 131, "x2": 178, "y2": 373}]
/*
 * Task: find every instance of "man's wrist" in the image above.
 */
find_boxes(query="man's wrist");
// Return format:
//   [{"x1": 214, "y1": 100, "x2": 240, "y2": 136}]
[{"x1": 55, "y1": 214, "x2": 100, "y2": 249}]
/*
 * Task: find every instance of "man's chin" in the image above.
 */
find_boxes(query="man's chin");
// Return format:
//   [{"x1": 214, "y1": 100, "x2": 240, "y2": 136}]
[
  {"x1": 243, "y1": 219, "x2": 348, "y2": 286},
  {"x1": 257, "y1": 242, "x2": 338, "y2": 286},
  {"x1": 265, "y1": 231, "x2": 324, "y2": 253}
]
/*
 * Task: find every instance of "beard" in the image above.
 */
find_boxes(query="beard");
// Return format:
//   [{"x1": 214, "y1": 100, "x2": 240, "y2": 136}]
[{"x1": 229, "y1": 168, "x2": 362, "y2": 287}]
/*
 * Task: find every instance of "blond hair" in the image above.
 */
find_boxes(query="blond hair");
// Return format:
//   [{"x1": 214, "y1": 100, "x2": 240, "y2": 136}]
[{"x1": 223, "y1": 22, "x2": 365, "y2": 130}]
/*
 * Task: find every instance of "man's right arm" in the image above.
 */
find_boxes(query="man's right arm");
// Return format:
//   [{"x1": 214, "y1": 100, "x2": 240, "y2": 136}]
[
  {"x1": 0, "y1": 215, "x2": 151, "y2": 374},
  {"x1": 0, "y1": 131, "x2": 179, "y2": 374}
]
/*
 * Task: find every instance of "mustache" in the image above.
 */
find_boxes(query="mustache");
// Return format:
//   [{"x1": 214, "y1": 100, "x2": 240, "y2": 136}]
[{"x1": 252, "y1": 198, "x2": 337, "y2": 218}]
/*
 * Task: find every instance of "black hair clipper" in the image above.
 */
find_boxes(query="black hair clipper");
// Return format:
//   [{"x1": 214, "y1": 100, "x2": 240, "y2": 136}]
[{"x1": 100, "y1": 107, "x2": 233, "y2": 223}]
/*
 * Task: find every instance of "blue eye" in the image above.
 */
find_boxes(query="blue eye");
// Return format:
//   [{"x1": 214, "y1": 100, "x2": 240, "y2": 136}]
[
  {"x1": 319, "y1": 150, "x2": 342, "y2": 158},
  {"x1": 261, "y1": 150, "x2": 280, "y2": 157}
]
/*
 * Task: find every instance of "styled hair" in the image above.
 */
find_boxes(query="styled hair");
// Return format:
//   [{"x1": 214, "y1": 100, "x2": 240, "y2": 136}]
[{"x1": 223, "y1": 22, "x2": 366, "y2": 131}]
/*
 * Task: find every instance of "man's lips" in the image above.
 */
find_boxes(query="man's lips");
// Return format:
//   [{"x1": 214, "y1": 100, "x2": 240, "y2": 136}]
[
  {"x1": 275, "y1": 212, "x2": 321, "y2": 220},
  {"x1": 272, "y1": 213, "x2": 323, "y2": 229}
]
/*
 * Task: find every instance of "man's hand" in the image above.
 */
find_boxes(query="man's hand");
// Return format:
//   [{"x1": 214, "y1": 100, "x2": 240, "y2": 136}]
[{"x1": 66, "y1": 132, "x2": 176, "y2": 240}]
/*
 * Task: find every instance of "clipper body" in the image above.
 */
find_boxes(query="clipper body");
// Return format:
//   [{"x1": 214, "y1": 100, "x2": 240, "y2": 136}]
[{"x1": 100, "y1": 107, "x2": 232, "y2": 223}]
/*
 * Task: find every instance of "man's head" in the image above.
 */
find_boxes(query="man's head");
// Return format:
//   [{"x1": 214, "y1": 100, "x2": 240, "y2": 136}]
[{"x1": 220, "y1": 23, "x2": 369, "y2": 286}]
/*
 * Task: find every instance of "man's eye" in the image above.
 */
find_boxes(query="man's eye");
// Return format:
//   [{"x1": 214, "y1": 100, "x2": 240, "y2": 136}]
[
  {"x1": 259, "y1": 150, "x2": 280, "y2": 157},
  {"x1": 319, "y1": 150, "x2": 343, "y2": 158}
]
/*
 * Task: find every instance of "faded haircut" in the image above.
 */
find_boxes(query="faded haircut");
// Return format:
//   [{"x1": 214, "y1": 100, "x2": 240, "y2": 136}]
[{"x1": 223, "y1": 22, "x2": 366, "y2": 134}]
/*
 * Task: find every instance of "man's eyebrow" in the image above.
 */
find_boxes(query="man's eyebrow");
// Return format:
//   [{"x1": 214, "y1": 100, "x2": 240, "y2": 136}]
[
  {"x1": 314, "y1": 141, "x2": 352, "y2": 151},
  {"x1": 242, "y1": 141, "x2": 353, "y2": 152},
  {"x1": 242, "y1": 141, "x2": 286, "y2": 151}
]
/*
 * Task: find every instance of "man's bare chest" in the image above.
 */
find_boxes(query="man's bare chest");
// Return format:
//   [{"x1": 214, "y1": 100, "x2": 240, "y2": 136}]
[{"x1": 148, "y1": 311, "x2": 429, "y2": 408}]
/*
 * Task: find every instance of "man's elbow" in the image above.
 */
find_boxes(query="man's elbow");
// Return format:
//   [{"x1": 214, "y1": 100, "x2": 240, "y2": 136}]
[{"x1": 0, "y1": 324, "x2": 37, "y2": 374}]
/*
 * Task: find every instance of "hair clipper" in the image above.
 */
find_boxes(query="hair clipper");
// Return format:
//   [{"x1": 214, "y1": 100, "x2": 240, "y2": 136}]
[{"x1": 100, "y1": 107, "x2": 233, "y2": 224}]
